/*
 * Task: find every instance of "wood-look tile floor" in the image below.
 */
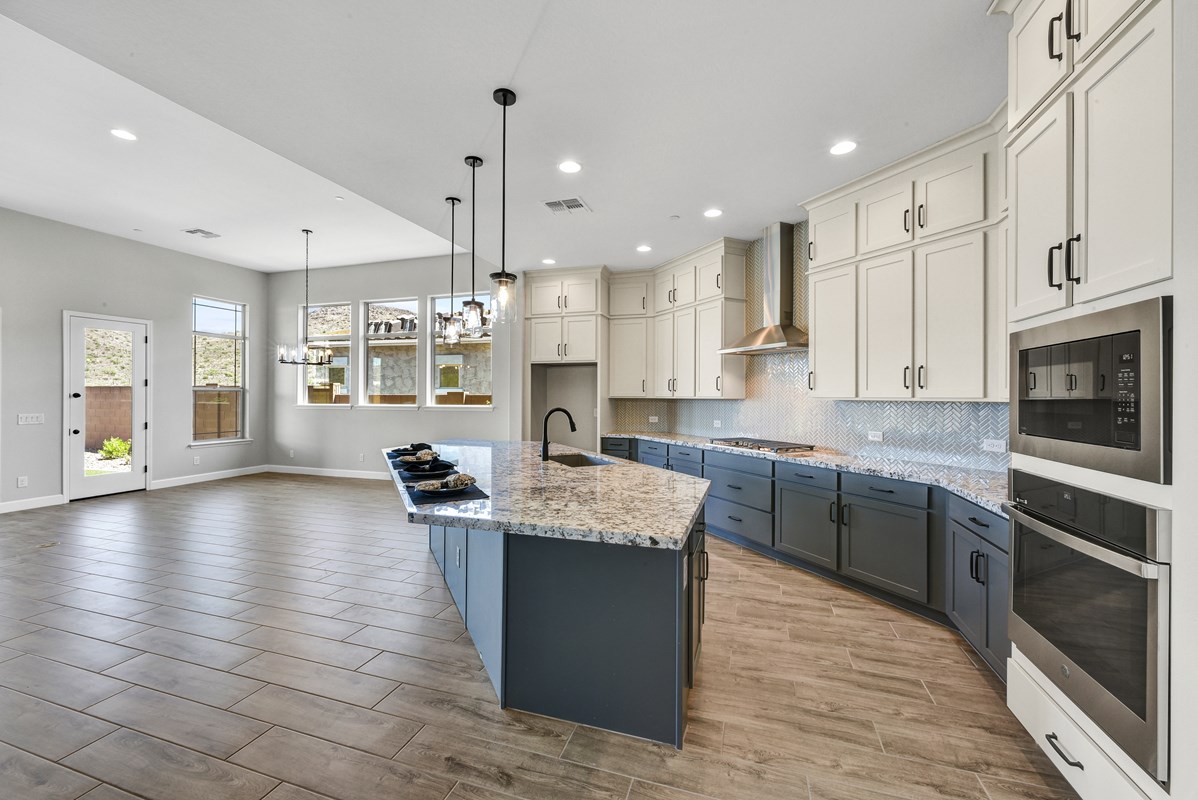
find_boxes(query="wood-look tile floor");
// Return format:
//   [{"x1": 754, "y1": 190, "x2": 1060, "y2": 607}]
[{"x1": 0, "y1": 474, "x2": 1080, "y2": 800}]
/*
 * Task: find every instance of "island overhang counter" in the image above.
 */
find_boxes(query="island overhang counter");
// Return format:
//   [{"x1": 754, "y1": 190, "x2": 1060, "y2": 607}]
[{"x1": 384, "y1": 439, "x2": 710, "y2": 748}]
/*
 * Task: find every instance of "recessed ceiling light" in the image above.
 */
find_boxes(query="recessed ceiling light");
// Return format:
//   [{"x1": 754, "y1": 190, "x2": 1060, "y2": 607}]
[
  {"x1": 637, "y1": 245, "x2": 652, "y2": 253},
  {"x1": 558, "y1": 160, "x2": 582, "y2": 174},
  {"x1": 668, "y1": 215, "x2": 680, "y2": 221},
  {"x1": 542, "y1": 258, "x2": 556, "y2": 265},
  {"x1": 334, "y1": 196, "x2": 345, "y2": 202},
  {"x1": 703, "y1": 208, "x2": 723, "y2": 218},
  {"x1": 110, "y1": 129, "x2": 137, "y2": 141},
  {"x1": 829, "y1": 140, "x2": 857, "y2": 155}
]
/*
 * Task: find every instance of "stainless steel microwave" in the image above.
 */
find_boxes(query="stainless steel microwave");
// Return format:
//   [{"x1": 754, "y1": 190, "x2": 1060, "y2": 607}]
[{"x1": 1010, "y1": 297, "x2": 1172, "y2": 484}]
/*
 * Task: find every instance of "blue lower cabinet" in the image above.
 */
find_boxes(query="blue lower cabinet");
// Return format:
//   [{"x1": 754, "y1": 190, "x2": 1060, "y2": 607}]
[
  {"x1": 838, "y1": 495, "x2": 929, "y2": 603},
  {"x1": 640, "y1": 453, "x2": 668, "y2": 469},
  {"x1": 444, "y1": 527, "x2": 468, "y2": 613},
  {"x1": 774, "y1": 482, "x2": 838, "y2": 569},
  {"x1": 670, "y1": 460, "x2": 703, "y2": 478},
  {"x1": 465, "y1": 530, "x2": 505, "y2": 698},
  {"x1": 429, "y1": 525, "x2": 446, "y2": 572},
  {"x1": 706, "y1": 496, "x2": 772, "y2": 547}
]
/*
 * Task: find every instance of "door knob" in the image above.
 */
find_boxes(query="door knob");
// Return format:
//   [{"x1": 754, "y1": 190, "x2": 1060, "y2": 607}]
[
  {"x1": 71, "y1": 392, "x2": 81, "y2": 399},
  {"x1": 71, "y1": 429, "x2": 80, "y2": 435}
]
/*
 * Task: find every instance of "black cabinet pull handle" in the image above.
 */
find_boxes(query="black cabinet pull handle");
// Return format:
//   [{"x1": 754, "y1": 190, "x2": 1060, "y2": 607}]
[
  {"x1": 1048, "y1": 14, "x2": 1064, "y2": 60},
  {"x1": 557, "y1": 295, "x2": 561, "y2": 308},
  {"x1": 1099, "y1": 374, "x2": 1105, "y2": 392},
  {"x1": 917, "y1": 365, "x2": 926, "y2": 389},
  {"x1": 726, "y1": 484, "x2": 743, "y2": 491},
  {"x1": 808, "y1": 241, "x2": 814, "y2": 261},
  {"x1": 716, "y1": 375, "x2": 721, "y2": 392},
  {"x1": 1065, "y1": 0, "x2": 1080, "y2": 41},
  {"x1": 839, "y1": 504, "x2": 849, "y2": 526},
  {"x1": 716, "y1": 273, "x2": 721, "y2": 289},
  {"x1": 903, "y1": 209, "x2": 911, "y2": 233},
  {"x1": 968, "y1": 516, "x2": 990, "y2": 529},
  {"x1": 917, "y1": 203, "x2": 926, "y2": 229},
  {"x1": 727, "y1": 515, "x2": 743, "y2": 523},
  {"x1": 642, "y1": 297, "x2": 646, "y2": 310},
  {"x1": 71, "y1": 392, "x2": 82, "y2": 398},
  {"x1": 1065, "y1": 234, "x2": 1082, "y2": 284},
  {"x1": 642, "y1": 379, "x2": 646, "y2": 393},
  {"x1": 808, "y1": 372, "x2": 815, "y2": 390},
  {"x1": 1045, "y1": 733, "x2": 1084, "y2": 770},
  {"x1": 793, "y1": 473, "x2": 815, "y2": 480},
  {"x1": 1048, "y1": 243, "x2": 1064, "y2": 289},
  {"x1": 977, "y1": 553, "x2": 987, "y2": 586},
  {"x1": 969, "y1": 551, "x2": 979, "y2": 582},
  {"x1": 71, "y1": 429, "x2": 80, "y2": 435},
  {"x1": 564, "y1": 343, "x2": 568, "y2": 357},
  {"x1": 869, "y1": 486, "x2": 896, "y2": 494},
  {"x1": 903, "y1": 365, "x2": 911, "y2": 389},
  {"x1": 1028, "y1": 371, "x2": 1037, "y2": 391}
]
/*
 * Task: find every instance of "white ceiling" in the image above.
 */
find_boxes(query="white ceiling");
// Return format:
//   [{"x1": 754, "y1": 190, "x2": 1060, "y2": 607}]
[{"x1": 0, "y1": 1, "x2": 1009, "y2": 273}]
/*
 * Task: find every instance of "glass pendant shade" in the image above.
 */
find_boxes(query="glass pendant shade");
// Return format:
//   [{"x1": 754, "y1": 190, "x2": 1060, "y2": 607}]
[
  {"x1": 443, "y1": 316, "x2": 461, "y2": 345},
  {"x1": 278, "y1": 229, "x2": 333, "y2": 366},
  {"x1": 489, "y1": 271, "x2": 517, "y2": 324},
  {"x1": 489, "y1": 87, "x2": 518, "y2": 325},
  {"x1": 462, "y1": 299, "x2": 484, "y2": 337}
]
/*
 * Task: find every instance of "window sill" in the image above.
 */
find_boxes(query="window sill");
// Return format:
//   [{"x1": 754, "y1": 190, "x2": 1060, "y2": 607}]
[
  {"x1": 422, "y1": 405, "x2": 495, "y2": 411},
  {"x1": 295, "y1": 403, "x2": 354, "y2": 409},
  {"x1": 357, "y1": 404, "x2": 420, "y2": 410},
  {"x1": 189, "y1": 438, "x2": 254, "y2": 449}
]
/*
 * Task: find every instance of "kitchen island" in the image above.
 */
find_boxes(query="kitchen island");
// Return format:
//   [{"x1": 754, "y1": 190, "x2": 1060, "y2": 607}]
[{"x1": 384, "y1": 440, "x2": 710, "y2": 747}]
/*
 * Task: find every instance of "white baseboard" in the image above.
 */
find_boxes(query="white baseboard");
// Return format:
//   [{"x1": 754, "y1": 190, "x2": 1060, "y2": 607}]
[
  {"x1": 149, "y1": 466, "x2": 269, "y2": 490},
  {"x1": 0, "y1": 494, "x2": 67, "y2": 514},
  {"x1": 264, "y1": 465, "x2": 390, "y2": 480}
]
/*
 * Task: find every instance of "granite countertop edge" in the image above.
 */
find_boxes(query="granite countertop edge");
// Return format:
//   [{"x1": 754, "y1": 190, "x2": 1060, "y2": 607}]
[{"x1": 603, "y1": 431, "x2": 1008, "y2": 517}]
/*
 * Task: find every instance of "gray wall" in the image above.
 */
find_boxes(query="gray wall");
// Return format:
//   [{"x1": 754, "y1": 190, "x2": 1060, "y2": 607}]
[
  {"x1": 266, "y1": 256, "x2": 523, "y2": 474},
  {"x1": 0, "y1": 206, "x2": 271, "y2": 505}
]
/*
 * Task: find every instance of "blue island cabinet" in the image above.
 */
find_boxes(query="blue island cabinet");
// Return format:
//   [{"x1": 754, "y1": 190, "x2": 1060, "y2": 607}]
[{"x1": 427, "y1": 517, "x2": 705, "y2": 748}]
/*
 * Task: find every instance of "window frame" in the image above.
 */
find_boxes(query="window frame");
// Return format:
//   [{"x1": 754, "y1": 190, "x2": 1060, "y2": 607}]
[
  {"x1": 360, "y1": 297, "x2": 421, "y2": 409},
  {"x1": 427, "y1": 293, "x2": 495, "y2": 409},
  {"x1": 191, "y1": 295, "x2": 248, "y2": 444},
  {"x1": 296, "y1": 301, "x2": 354, "y2": 407}
]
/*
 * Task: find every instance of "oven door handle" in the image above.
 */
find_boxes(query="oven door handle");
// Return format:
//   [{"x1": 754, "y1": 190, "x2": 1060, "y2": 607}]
[{"x1": 1005, "y1": 505, "x2": 1162, "y2": 579}]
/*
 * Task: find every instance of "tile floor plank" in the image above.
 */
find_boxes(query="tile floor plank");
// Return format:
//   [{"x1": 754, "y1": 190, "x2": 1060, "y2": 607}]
[
  {"x1": 117, "y1": 626, "x2": 261, "y2": 670},
  {"x1": 0, "y1": 654, "x2": 131, "y2": 708},
  {"x1": 24, "y1": 606, "x2": 151, "y2": 642},
  {"x1": 232, "y1": 626, "x2": 381, "y2": 670},
  {"x1": 1, "y1": 627, "x2": 141, "y2": 671},
  {"x1": 103, "y1": 652, "x2": 267, "y2": 708},
  {"x1": 0, "y1": 685, "x2": 117, "y2": 759},
  {"x1": 0, "y1": 740, "x2": 99, "y2": 800},
  {"x1": 232, "y1": 651, "x2": 398, "y2": 707}
]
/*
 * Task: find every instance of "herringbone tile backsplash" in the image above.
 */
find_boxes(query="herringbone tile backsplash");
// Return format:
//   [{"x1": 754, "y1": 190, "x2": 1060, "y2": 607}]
[{"x1": 611, "y1": 221, "x2": 1011, "y2": 472}]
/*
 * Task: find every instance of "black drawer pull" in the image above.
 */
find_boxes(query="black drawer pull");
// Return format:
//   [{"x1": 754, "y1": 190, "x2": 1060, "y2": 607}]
[
  {"x1": 829, "y1": 500, "x2": 836, "y2": 523},
  {"x1": 791, "y1": 473, "x2": 815, "y2": 480},
  {"x1": 868, "y1": 486, "x2": 895, "y2": 494},
  {"x1": 727, "y1": 515, "x2": 743, "y2": 523},
  {"x1": 726, "y1": 484, "x2": 743, "y2": 491},
  {"x1": 967, "y1": 516, "x2": 990, "y2": 529},
  {"x1": 1045, "y1": 733, "x2": 1084, "y2": 770}
]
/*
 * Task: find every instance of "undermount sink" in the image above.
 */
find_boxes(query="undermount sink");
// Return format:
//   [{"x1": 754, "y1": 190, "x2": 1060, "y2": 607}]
[{"x1": 546, "y1": 453, "x2": 614, "y2": 468}]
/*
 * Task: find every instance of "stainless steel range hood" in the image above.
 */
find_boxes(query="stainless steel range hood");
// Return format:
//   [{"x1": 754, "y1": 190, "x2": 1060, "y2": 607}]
[{"x1": 719, "y1": 222, "x2": 808, "y2": 354}]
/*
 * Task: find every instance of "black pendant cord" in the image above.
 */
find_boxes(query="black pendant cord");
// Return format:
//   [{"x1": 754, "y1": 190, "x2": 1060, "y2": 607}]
[
  {"x1": 445, "y1": 196, "x2": 461, "y2": 324},
  {"x1": 470, "y1": 160, "x2": 477, "y2": 301},
  {"x1": 302, "y1": 229, "x2": 312, "y2": 355},
  {"x1": 500, "y1": 100, "x2": 506, "y2": 278}
]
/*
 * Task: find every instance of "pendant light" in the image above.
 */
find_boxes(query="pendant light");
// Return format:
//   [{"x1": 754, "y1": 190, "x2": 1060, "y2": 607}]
[
  {"x1": 278, "y1": 228, "x2": 333, "y2": 366},
  {"x1": 443, "y1": 196, "x2": 462, "y2": 346},
  {"x1": 488, "y1": 87, "x2": 518, "y2": 324},
  {"x1": 462, "y1": 155, "x2": 485, "y2": 338}
]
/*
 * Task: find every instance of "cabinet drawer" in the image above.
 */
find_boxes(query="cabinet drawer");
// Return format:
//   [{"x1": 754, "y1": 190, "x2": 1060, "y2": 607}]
[
  {"x1": 1007, "y1": 660, "x2": 1150, "y2": 799},
  {"x1": 705, "y1": 497, "x2": 772, "y2": 547},
  {"x1": 703, "y1": 465, "x2": 772, "y2": 512},
  {"x1": 600, "y1": 437, "x2": 630, "y2": 453},
  {"x1": 639, "y1": 454, "x2": 668, "y2": 470},
  {"x1": 670, "y1": 460, "x2": 703, "y2": 479},
  {"x1": 774, "y1": 462, "x2": 838, "y2": 491},
  {"x1": 667, "y1": 444, "x2": 703, "y2": 465},
  {"x1": 841, "y1": 473, "x2": 928, "y2": 508},
  {"x1": 638, "y1": 440, "x2": 668, "y2": 458},
  {"x1": 704, "y1": 449, "x2": 774, "y2": 478},
  {"x1": 948, "y1": 495, "x2": 1009, "y2": 553}
]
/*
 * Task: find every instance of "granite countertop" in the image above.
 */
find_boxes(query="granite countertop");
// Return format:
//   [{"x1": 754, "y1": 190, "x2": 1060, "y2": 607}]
[
  {"x1": 604, "y1": 431, "x2": 1008, "y2": 516},
  {"x1": 384, "y1": 440, "x2": 710, "y2": 550}
]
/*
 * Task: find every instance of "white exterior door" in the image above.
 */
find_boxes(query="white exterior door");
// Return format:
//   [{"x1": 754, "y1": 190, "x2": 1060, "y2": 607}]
[
  {"x1": 562, "y1": 316, "x2": 597, "y2": 362},
  {"x1": 857, "y1": 252, "x2": 913, "y2": 399},
  {"x1": 529, "y1": 318, "x2": 562, "y2": 362},
  {"x1": 67, "y1": 314, "x2": 148, "y2": 500},
  {"x1": 809, "y1": 264, "x2": 857, "y2": 398},
  {"x1": 673, "y1": 306, "x2": 697, "y2": 398},
  {"x1": 653, "y1": 313, "x2": 675, "y2": 396},
  {"x1": 609, "y1": 319, "x2": 648, "y2": 396},
  {"x1": 915, "y1": 232, "x2": 986, "y2": 399},
  {"x1": 1071, "y1": 1, "x2": 1171, "y2": 303},
  {"x1": 858, "y1": 179, "x2": 913, "y2": 255}
]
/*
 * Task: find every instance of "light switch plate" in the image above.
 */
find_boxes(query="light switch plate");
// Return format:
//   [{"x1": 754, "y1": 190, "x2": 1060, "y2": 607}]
[
  {"x1": 649, "y1": 416, "x2": 659, "y2": 423},
  {"x1": 713, "y1": 420, "x2": 722, "y2": 428},
  {"x1": 17, "y1": 413, "x2": 44, "y2": 425},
  {"x1": 16, "y1": 476, "x2": 28, "y2": 488},
  {"x1": 982, "y1": 438, "x2": 1007, "y2": 453},
  {"x1": 867, "y1": 431, "x2": 884, "y2": 442}
]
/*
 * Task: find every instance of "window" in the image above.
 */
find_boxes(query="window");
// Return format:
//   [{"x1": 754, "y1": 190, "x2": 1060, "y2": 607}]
[
  {"x1": 302, "y1": 303, "x2": 352, "y2": 404},
  {"x1": 363, "y1": 300, "x2": 419, "y2": 405},
  {"x1": 192, "y1": 297, "x2": 246, "y2": 441},
  {"x1": 431, "y1": 294, "x2": 492, "y2": 406}
]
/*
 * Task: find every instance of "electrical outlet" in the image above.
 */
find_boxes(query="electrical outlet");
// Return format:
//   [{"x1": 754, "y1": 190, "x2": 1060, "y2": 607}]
[
  {"x1": 358, "y1": 453, "x2": 365, "y2": 462},
  {"x1": 982, "y1": 438, "x2": 1007, "y2": 453},
  {"x1": 17, "y1": 413, "x2": 44, "y2": 425},
  {"x1": 16, "y1": 476, "x2": 28, "y2": 488},
  {"x1": 713, "y1": 420, "x2": 722, "y2": 428},
  {"x1": 867, "y1": 431, "x2": 884, "y2": 442},
  {"x1": 649, "y1": 416, "x2": 659, "y2": 423},
  {"x1": 289, "y1": 449, "x2": 295, "y2": 458},
  {"x1": 193, "y1": 456, "x2": 200, "y2": 465}
]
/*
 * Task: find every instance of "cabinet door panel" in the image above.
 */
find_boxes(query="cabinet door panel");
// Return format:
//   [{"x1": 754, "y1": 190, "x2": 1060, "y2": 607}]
[
  {"x1": 858, "y1": 252, "x2": 913, "y2": 398},
  {"x1": 695, "y1": 301, "x2": 724, "y2": 398},
  {"x1": 985, "y1": 224, "x2": 1010, "y2": 401},
  {"x1": 653, "y1": 313, "x2": 675, "y2": 396},
  {"x1": 673, "y1": 265, "x2": 697, "y2": 307},
  {"x1": 1076, "y1": 0, "x2": 1143, "y2": 61},
  {"x1": 429, "y1": 525, "x2": 446, "y2": 572},
  {"x1": 858, "y1": 180, "x2": 913, "y2": 255},
  {"x1": 673, "y1": 307, "x2": 697, "y2": 398},
  {"x1": 1025, "y1": 346, "x2": 1052, "y2": 399},
  {"x1": 563, "y1": 277, "x2": 598, "y2": 314},
  {"x1": 529, "y1": 317, "x2": 562, "y2": 363},
  {"x1": 916, "y1": 150, "x2": 985, "y2": 238},
  {"x1": 610, "y1": 281, "x2": 648, "y2": 316},
  {"x1": 809, "y1": 197, "x2": 857, "y2": 267},
  {"x1": 609, "y1": 319, "x2": 648, "y2": 396},
  {"x1": 1072, "y1": 2, "x2": 1171, "y2": 303},
  {"x1": 809, "y1": 264, "x2": 857, "y2": 398},
  {"x1": 980, "y1": 540, "x2": 1010, "y2": 678},
  {"x1": 696, "y1": 257, "x2": 723, "y2": 302},
  {"x1": 839, "y1": 497, "x2": 928, "y2": 603},
  {"x1": 947, "y1": 523, "x2": 985, "y2": 649},
  {"x1": 444, "y1": 527, "x2": 468, "y2": 614},
  {"x1": 529, "y1": 280, "x2": 562, "y2": 316},
  {"x1": 775, "y1": 483, "x2": 838, "y2": 569},
  {"x1": 1010, "y1": 0, "x2": 1071, "y2": 127},
  {"x1": 562, "y1": 316, "x2": 597, "y2": 362},
  {"x1": 653, "y1": 272, "x2": 676, "y2": 314},
  {"x1": 1009, "y1": 99, "x2": 1070, "y2": 321},
  {"x1": 915, "y1": 232, "x2": 985, "y2": 399}
]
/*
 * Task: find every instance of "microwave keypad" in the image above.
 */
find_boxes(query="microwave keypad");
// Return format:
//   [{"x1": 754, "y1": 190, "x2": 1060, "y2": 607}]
[{"x1": 1114, "y1": 366, "x2": 1138, "y2": 445}]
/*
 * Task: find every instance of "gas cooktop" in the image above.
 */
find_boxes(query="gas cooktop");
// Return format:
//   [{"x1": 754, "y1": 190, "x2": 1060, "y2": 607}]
[{"x1": 710, "y1": 437, "x2": 817, "y2": 455}]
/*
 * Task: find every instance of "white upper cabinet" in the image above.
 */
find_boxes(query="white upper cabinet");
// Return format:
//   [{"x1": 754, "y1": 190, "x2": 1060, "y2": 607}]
[
  {"x1": 528, "y1": 315, "x2": 598, "y2": 363},
  {"x1": 857, "y1": 252, "x2": 914, "y2": 398},
  {"x1": 610, "y1": 278, "x2": 649, "y2": 316},
  {"x1": 1070, "y1": 0, "x2": 1171, "y2": 303},
  {"x1": 529, "y1": 280, "x2": 565, "y2": 316},
  {"x1": 526, "y1": 272, "x2": 601, "y2": 316},
  {"x1": 696, "y1": 256, "x2": 724, "y2": 302},
  {"x1": 529, "y1": 318, "x2": 564, "y2": 362},
  {"x1": 653, "y1": 271, "x2": 675, "y2": 314},
  {"x1": 1075, "y1": 0, "x2": 1143, "y2": 60},
  {"x1": 608, "y1": 318, "x2": 649, "y2": 397},
  {"x1": 672, "y1": 264, "x2": 697, "y2": 308},
  {"x1": 808, "y1": 264, "x2": 858, "y2": 399},
  {"x1": 858, "y1": 180, "x2": 914, "y2": 256},
  {"x1": 652, "y1": 313, "x2": 675, "y2": 396},
  {"x1": 985, "y1": 224, "x2": 1010, "y2": 402},
  {"x1": 694, "y1": 300, "x2": 746, "y2": 399},
  {"x1": 809, "y1": 197, "x2": 858, "y2": 268},
  {"x1": 653, "y1": 265, "x2": 696, "y2": 312},
  {"x1": 915, "y1": 232, "x2": 986, "y2": 399},
  {"x1": 915, "y1": 150, "x2": 986, "y2": 238},
  {"x1": 563, "y1": 277, "x2": 598, "y2": 314}
]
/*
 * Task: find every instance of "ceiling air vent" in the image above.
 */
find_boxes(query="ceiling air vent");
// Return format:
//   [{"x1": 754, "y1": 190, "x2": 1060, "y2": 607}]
[
  {"x1": 182, "y1": 228, "x2": 222, "y2": 239},
  {"x1": 544, "y1": 197, "x2": 591, "y2": 215}
]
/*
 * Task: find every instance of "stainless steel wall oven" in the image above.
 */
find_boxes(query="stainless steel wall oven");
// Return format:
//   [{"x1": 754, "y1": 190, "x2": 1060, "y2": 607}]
[
  {"x1": 1007, "y1": 469, "x2": 1170, "y2": 782},
  {"x1": 1011, "y1": 297, "x2": 1172, "y2": 483}
]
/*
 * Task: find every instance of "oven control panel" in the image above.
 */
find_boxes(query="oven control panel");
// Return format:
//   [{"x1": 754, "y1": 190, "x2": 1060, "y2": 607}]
[{"x1": 1112, "y1": 332, "x2": 1140, "y2": 447}]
